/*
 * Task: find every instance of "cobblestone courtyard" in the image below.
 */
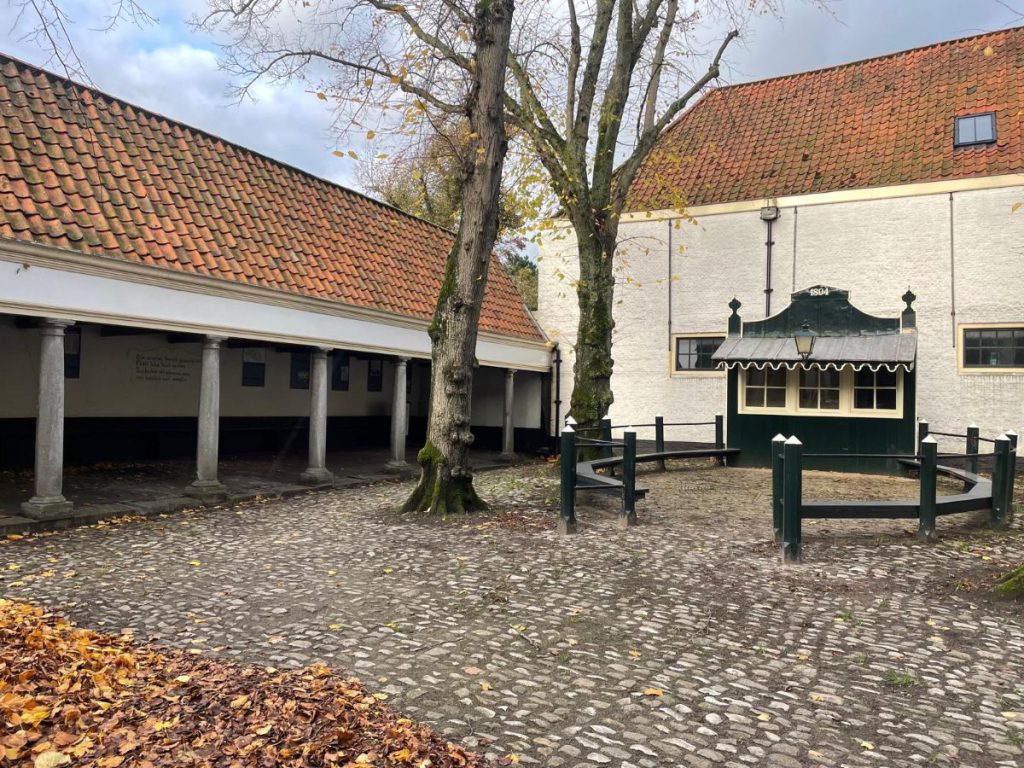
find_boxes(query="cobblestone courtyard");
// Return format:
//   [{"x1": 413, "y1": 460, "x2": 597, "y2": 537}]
[{"x1": 2, "y1": 462, "x2": 1023, "y2": 767}]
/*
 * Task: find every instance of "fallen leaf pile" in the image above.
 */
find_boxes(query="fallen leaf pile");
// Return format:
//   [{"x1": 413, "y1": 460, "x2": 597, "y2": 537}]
[{"x1": 0, "y1": 600, "x2": 492, "y2": 767}]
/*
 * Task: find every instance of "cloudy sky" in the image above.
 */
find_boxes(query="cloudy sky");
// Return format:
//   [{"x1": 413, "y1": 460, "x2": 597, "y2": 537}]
[{"x1": 0, "y1": 0, "x2": 1021, "y2": 191}]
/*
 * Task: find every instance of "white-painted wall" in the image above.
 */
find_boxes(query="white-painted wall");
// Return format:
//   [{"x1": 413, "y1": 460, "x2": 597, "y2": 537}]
[
  {"x1": 537, "y1": 184, "x2": 1024, "y2": 440},
  {"x1": 0, "y1": 318, "x2": 543, "y2": 428}
]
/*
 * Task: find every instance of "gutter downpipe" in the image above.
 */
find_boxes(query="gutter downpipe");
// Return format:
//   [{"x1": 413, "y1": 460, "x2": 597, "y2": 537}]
[
  {"x1": 667, "y1": 218, "x2": 673, "y2": 347},
  {"x1": 949, "y1": 192, "x2": 957, "y2": 346},
  {"x1": 552, "y1": 343, "x2": 562, "y2": 453}
]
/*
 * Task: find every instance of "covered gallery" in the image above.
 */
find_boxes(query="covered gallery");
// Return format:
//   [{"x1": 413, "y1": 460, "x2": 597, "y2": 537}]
[{"x1": 0, "y1": 54, "x2": 551, "y2": 520}]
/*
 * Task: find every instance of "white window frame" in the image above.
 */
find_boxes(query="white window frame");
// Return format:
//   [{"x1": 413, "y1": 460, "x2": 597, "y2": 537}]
[
  {"x1": 738, "y1": 366, "x2": 904, "y2": 419},
  {"x1": 957, "y1": 322, "x2": 1024, "y2": 375},
  {"x1": 670, "y1": 332, "x2": 727, "y2": 377}
]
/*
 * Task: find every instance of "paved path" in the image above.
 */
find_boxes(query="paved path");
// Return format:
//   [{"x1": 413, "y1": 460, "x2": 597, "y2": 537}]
[{"x1": 2, "y1": 463, "x2": 1023, "y2": 767}]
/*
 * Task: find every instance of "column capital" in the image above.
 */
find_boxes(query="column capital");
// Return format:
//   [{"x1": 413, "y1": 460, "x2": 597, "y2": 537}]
[
  {"x1": 311, "y1": 346, "x2": 332, "y2": 358},
  {"x1": 506, "y1": 367, "x2": 516, "y2": 378},
  {"x1": 396, "y1": 355, "x2": 411, "y2": 364},
  {"x1": 202, "y1": 335, "x2": 228, "y2": 349},
  {"x1": 40, "y1": 318, "x2": 75, "y2": 334}
]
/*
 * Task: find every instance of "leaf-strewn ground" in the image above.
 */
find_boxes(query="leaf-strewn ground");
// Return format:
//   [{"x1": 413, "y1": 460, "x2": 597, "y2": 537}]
[{"x1": 0, "y1": 599, "x2": 491, "y2": 768}]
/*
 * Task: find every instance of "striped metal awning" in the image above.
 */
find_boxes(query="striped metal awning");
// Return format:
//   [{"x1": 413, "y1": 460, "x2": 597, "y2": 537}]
[{"x1": 712, "y1": 332, "x2": 917, "y2": 372}]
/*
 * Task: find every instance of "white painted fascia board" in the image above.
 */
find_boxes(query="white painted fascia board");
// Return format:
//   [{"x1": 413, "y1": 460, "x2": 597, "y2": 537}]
[
  {"x1": 0, "y1": 252, "x2": 552, "y2": 372},
  {"x1": 600, "y1": 173, "x2": 1024, "y2": 224},
  {"x1": 0, "y1": 239, "x2": 551, "y2": 365}
]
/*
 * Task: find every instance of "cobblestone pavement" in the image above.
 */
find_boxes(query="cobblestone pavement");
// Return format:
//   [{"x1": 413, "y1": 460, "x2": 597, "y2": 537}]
[{"x1": 2, "y1": 462, "x2": 1023, "y2": 767}]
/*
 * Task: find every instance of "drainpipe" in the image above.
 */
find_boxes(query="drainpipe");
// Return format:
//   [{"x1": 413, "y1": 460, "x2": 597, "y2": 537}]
[
  {"x1": 949, "y1": 193, "x2": 957, "y2": 346},
  {"x1": 667, "y1": 218, "x2": 674, "y2": 347},
  {"x1": 552, "y1": 344, "x2": 562, "y2": 452},
  {"x1": 760, "y1": 205, "x2": 780, "y2": 316}
]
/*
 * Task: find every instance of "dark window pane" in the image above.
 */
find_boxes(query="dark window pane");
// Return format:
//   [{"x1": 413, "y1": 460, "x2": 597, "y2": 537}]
[
  {"x1": 799, "y1": 369, "x2": 818, "y2": 388},
  {"x1": 332, "y1": 352, "x2": 350, "y2": 391},
  {"x1": 367, "y1": 359, "x2": 384, "y2": 392},
  {"x1": 745, "y1": 386, "x2": 764, "y2": 408},
  {"x1": 821, "y1": 370, "x2": 841, "y2": 388},
  {"x1": 747, "y1": 368, "x2": 766, "y2": 386},
  {"x1": 766, "y1": 387, "x2": 787, "y2": 408},
  {"x1": 876, "y1": 388, "x2": 898, "y2": 410},
  {"x1": 766, "y1": 368, "x2": 787, "y2": 387},
  {"x1": 875, "y1": 369, "x2": 897, "y2": 387},
  {"x1": 798, "y1": 388, "x2": 817, "y2": 409},
  {"x1": 242, "y1": 362, "x2": 265, "y2": 387},
  {"x1": 675, "y1": 336, "x2": 724, "y2": 371},
  {"x1": 64, "y1": 326, "x2": 81, "y2": 379},
  {"x1": 290, "y1": 351, "x2": 311, "y2": 389},
  {"x1": 854, "y1": 388, "x2": 874, "y2": 409},
  {"x1": 854, "y1": 369, "x2": 874, "y2": 387},
  {"x1": 820, "y1": 389, "x2": 840, "y2": 409}
]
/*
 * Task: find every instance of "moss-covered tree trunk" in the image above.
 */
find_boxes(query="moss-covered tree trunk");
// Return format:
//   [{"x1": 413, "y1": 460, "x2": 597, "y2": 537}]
[
  {"x1": 567, "y1": 213, "x2": 619, "y2": 438},
  {"x1": 992, "y1": 564, "x2": 1024, "y2": 599},
  {"x1": 403, "y1": 0, "x2": 513, "y2": 515}
]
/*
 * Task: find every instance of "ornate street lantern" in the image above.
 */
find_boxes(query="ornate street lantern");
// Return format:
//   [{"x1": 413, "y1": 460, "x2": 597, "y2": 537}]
[{"x1": 794, "y1": 322, "x2": 816, "y2": 360}]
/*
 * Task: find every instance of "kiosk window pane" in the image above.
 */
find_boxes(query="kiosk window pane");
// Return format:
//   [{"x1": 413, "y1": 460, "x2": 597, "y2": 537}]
[
  {"x1": 744, "y1": 368, "x2": 787, "y2": 408},
  {"x1": 798, "y1": 368, "x2": 840, "y2": 410},
  {"x1": 853, "y1": 368, "x2": 899, "y2": 411}
]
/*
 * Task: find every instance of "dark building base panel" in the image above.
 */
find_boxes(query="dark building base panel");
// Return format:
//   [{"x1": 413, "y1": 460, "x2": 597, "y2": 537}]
[{"x1": 0, "y1": 417, "x2": 548, "y2": 470}]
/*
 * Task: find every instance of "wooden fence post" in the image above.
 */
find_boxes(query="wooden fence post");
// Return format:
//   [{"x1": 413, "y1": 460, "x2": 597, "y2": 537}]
[
  {"x1": 917, "y1": 419, "x2": 929, "y2": 446},
  {"x1": 559, "y1": 426, "x2": 577, "y2": 535},
  {"x1": 621, "y1": 430, "x2": 638, "y2": 527},
  {"x1": 655, "y1": 414, "x2": 666, "y2": 472},
  {"x1": 715, "y1": 414, "x2": 726, "y2": 466},
  {"x1": 966, "y1": 424, "x2": 980, "y2": 476},
  {"x1": 600, "y1": 414, "x2": 613, "y2": 461},
  {"x1": 917, "y1": 436, "x2": 938, "y2": 541},
  {"x1": 782, "y1": 436, "x2": 803, "y2": 564},
  {"x1": 1006, "y1": 430, "x2": 1018, "y2": 523},
  {"x1": 771, "y1": 434, "x2": 786, "y2": 543},
  {"x1": 991, "y1": 434, "x2": 1010, "y2": 530}
]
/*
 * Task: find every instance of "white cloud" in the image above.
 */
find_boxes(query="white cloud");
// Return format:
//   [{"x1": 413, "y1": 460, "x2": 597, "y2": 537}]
[{"x1": 0, "y1": 1, "x2": 360, "y2": 188}]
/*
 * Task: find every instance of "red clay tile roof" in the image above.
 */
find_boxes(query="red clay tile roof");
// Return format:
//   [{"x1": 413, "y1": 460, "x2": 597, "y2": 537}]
[
  {"x1": 0, "y1": 54, "x2": 543, "y2": 341},
  {"x1": 628, "y1": 26, "x2": 1024, "y2": 212}
]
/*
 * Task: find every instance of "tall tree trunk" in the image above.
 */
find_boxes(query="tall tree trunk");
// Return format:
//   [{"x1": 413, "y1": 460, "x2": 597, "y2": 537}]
[
  {"x1": 568, "y1": 213, "x2": 618, "y2": 435},
  {"x1": 403, "y1": 0, "x2": 514, "y2": 515}
]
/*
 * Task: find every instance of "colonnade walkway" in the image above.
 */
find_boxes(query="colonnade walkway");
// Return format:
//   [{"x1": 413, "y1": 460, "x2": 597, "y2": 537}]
[{"x1": 0, "y1": 448, "x2": 514, "y2": 531}]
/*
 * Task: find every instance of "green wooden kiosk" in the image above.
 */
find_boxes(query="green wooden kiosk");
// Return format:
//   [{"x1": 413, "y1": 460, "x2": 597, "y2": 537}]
[{"x1": 712, "y1": 286, "x2": 918, "y2": 472}]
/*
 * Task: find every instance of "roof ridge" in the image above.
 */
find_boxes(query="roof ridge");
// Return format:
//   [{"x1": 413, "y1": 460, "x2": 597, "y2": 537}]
[
  {"x1": 0, "y1": 50, "x2": 458, "y2": 238},
  {"x1": 715, "y1": 23, "x2": 1024, "y2": 93}
]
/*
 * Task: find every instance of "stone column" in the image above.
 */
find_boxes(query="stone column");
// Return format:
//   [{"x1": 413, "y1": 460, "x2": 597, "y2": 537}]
[
  {"x1": 187, "y1": 335, "x2": 228, "y2": 500},
  {"x1": 387, "y1": 356, "x2": 410, "y2": 469},
  {"x1": 301, "y1": 347, "x2": 334, "y2": 484},
  {"x1": 501, "y1": 368, "x2": 516, "y2": 460},
  {"x1": 22, "y1": 319, "x2": 75, "y2": 520}
]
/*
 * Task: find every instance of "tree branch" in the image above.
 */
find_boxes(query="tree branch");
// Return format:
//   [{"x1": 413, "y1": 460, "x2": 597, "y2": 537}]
[{"x1": 613, "y1": 28, "x2": 739, "y2": 207}]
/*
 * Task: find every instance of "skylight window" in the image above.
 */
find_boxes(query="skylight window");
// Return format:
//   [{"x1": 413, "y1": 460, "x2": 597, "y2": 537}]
[{"x1": 954, "y1": 112, "x2": 996, "y2": 147}]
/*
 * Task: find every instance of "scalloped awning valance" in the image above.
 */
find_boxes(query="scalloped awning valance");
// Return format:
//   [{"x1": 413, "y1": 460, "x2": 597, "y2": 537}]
[{"x1": 712, "y1": 333, "x2": 917, "y2": 372}]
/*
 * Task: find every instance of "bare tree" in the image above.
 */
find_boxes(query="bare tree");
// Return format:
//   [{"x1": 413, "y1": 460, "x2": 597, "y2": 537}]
[
  {"x1": 6, "y1": 0, "x2": 153, "y2": 82},
  {"x1": 202, "y1": 1, "x2": 775, "y2": 439},
  {"x1": 202, "y1": 0, "x2": 514, "y2": 513}
]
